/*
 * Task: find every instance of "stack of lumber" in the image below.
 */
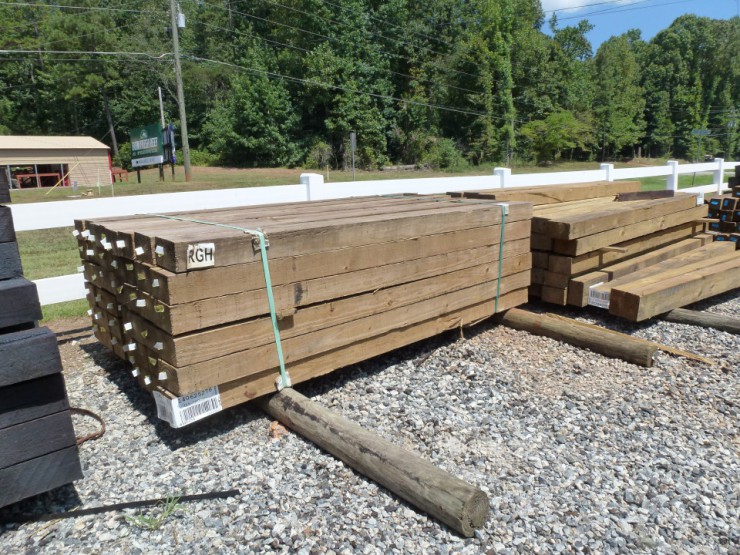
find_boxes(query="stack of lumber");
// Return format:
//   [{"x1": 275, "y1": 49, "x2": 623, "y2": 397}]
[
  {"x1": 0, "y1": 192, "x2": 82, "y2": 509},
  {"x1": 77, "y1": 196, "x2": 532, "y2": 427},
  {"x1": 0, "y1": 169, "x2": 9, "y2": 204},
  {"x1": 450, "y1": 180, "x2": 642, "y2": 206},
  {"x1": 527, "y1": 190, "x2": 708, "y2": 306},
  {"x1": 706, "y1": 193, "x2": 740, "y2": 247},
  {"x1": 586, "y1": 241, "x2": 740, "y2": 321}
]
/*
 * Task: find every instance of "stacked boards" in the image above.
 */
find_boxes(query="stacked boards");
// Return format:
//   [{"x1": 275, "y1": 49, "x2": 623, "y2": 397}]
[
  {"x1": 528, "y1": 191, "x2": 708, "y2": 306},
  {"x1": 706, "y1": 194, "x2": 740, "y2": 247},
  {"x1": 0, "y1": 188, "x2": 82, "y2": 509},
  {"x1": 77, "y1": 196, "x2": 532, "y2": 427},
  {"x1": 585, "y1": 241, "x2": 740, "y2": 321}
]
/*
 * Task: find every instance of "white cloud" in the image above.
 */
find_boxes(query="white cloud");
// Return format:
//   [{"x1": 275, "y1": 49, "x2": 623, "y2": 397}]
[{"x1": 540, "y1": 0, "x2": 643, "y2": 14}]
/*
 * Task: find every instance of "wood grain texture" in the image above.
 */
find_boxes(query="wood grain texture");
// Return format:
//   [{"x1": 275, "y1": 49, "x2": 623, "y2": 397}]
[
  {"x1": 0, "y1": 374, "x2": 69, "y2": 430},
  {"x1": 158, "y1": 289, "x2": 530, "y2": 403},
  {"x1": 609, "y1": 253, "x2": 740, "y2": 321},
  {"x1": 0, "y1": 241, "x2": 23, "y2": 280},
  {"x1": 0, "y1": 411, "x2": 77, "y2": 469},
  {"x1": 0, "y1": 278, "x2": 43, "y2": 329},
  {"x1": 0, "y1": 446, "x2": 82, "y2": 509},
  {"x1": 0, "y1": 206, "x2": 16, "y2": 243},
  {"x1": 257, "y1": 388, "x2": 488, "y2": 537},
  {"x1": 661, "y1": 308, "x2": 740, "y2": 335},
  {"x1": 0, "y1": 327, "x2": 63, "y2": 387},
  {"x1": 451, "y1": 181, "x2": 641, "y2": 206},
  {"x1": 499, "y1": 308, "x2": 657, "y2": 367}
]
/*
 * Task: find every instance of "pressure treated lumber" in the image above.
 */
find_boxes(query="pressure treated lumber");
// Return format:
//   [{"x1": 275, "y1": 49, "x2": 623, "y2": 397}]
[
  {"x1": 498, "y1": 308, "x2": 657, "y2": 366},
  {"x1": 0, "y1": 374, "x2": 69, "y2": 430},
  {"x1": 116, "y1": 222, "x2": 530, "y2": 305},
  {"x1": 176, "y1": 288, "x2": 529, "y2": 404},
  {"x1": 0, "y1": 278, "x2": 42, "y2": 329},
  {"x1": 0, "y1": 241, "x2": 22, "y2": 280},
  {"x1": 547, "y1": 221, "x2": 704, "y2": 275},
  {"x1": 609, "y1": 253, "x2": 740, "y2": 321},
  {"x1": 0, "y1": 172, "x2": 9, "y2": 204},
  {"x1": 550, "y1": 204, "x2": 708, "y2": 256},
  {"x1": 138, "y1": 200, "x2": 530, "y2": 272},
  {"x1": 567, "y1": 236, "x2": 713, "y2": 307},
  {"x1": 0, "y1": 327, "x2": 62, "y2": 387},
  {"x1": 0, "y1": 206, "x2": 15, "y2": 242},
  {"x1": 257, "y1": 388, "x2": 489, "y2": 537},
  {"x1": 0, "y1": 412, "x2": 77, "y2": 468},
  {"x1": 118, "y1": 254, "x2": 532, "y2": 367},
  {"x1": 589, "y1": 242, "x2": 737, "y2": 306},
  {"x1": 0, "y1": 446, "x2": 83, "y2": 508},
  {"x1": 158, "y1": 273, "x2": 531, "y2": 394},
  {"x1": 661, "y1": 308, "x2": 740, "y2": 335},
  {"x1": 450, "y1": 180, "x2": 641, "y2": 206},
  {"x1": 534, "y1": 194, "x2": 697, "y2": 240}
]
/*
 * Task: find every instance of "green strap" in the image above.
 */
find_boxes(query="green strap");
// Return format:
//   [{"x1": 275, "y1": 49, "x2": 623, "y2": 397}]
[
  {"x1": 495, "y1": 205, "x2": 507, "y2": 314},
  {"x1": 148, "y1": 214, "x2": 290, "y2": 390}
]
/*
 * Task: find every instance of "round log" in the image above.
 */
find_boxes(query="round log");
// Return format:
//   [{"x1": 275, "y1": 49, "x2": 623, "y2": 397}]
[
  {"x1": 662, "y1": 308, "x2": 740, "y2": 335},
  {"x1": 256, "y1": 388, "x2": 488, "y2": 537},
  {"x1": 499, "y1": 307, "x2": 657, "y2": 367}
]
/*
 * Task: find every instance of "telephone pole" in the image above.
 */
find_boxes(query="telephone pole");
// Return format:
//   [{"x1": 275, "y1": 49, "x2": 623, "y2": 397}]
[{"x1": 169, "y1": 0, "x2": 192, "y2": 181}]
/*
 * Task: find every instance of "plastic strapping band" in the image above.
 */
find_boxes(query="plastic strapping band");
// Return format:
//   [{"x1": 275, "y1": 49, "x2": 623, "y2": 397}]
[
  {"x1": 494, "y1": 204, "x2": 507, "y2": 314},
  {"x1": 148, "y1": 214, "x2": 290, "y2": 389}
]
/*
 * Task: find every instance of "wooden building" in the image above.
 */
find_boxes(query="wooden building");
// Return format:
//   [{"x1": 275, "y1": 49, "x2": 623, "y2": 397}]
[{"x1": 0, "y1": 136, "x2": 111, "y2": 188}]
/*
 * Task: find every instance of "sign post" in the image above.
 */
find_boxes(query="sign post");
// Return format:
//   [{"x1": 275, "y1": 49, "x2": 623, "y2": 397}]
[{"x1": 130, "y1": 123, "x2": 165, "y2": 183}]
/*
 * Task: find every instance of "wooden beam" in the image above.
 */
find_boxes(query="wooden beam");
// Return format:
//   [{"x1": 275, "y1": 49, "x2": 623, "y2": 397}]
[
  {"x1": 256, "y1": 388, "x2": 489, "y2": 537},
  {"x1": 0, "y1": 446, "x2": 82, "y2": 508},
  {"x1": 0, "y1": 206, "x2": 16, "y2": 242},
  {"x1": 0, "y1": 327, "x2": 61, "y2": 387}
]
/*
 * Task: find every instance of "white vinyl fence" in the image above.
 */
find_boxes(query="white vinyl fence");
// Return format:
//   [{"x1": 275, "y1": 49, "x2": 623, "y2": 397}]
[{"x1": 10, "y1": 158, "x2": 738, "y2": 306}]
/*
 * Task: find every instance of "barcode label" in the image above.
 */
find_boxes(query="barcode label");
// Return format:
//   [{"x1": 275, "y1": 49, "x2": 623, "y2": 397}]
[
  {"x1": 588, "y1": 282, "x2": 610, "y2": 308},
  {"x1": 153, "y1": 386, "x2": 222, "y2": 428}
]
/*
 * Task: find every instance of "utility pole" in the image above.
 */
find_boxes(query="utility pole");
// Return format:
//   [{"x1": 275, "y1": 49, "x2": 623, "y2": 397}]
[{"x1": 169, "y1": 0, "x2": 192, "y2": 182}]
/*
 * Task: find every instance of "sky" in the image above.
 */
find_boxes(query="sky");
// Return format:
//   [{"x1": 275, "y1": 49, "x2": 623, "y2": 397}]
[{"x1": 540, "y1": 0, "x2": 740, "y2": 50}]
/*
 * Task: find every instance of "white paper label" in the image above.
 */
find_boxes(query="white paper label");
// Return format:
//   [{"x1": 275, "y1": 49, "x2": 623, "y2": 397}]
[
  {"x1": 116, "y1": 240, "x2": 126, "y2": 248},
  {"x1": 588, "y1": 283, "x2": 610, "y2": 309},
  {"x1": 154, "y1": 387, "x2": 222, "y2": 428},
  {"x1": 186, "y1": 243, "x2": 215, "y2": 269}
]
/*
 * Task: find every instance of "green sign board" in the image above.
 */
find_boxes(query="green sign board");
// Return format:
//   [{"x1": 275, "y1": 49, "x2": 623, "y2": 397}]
[
  {"x1": 691, "y1": 129, "x2": 710, "y2": 136},
  {"x1": 130, "y1": 123, "x2": 164, "y2": 168}
]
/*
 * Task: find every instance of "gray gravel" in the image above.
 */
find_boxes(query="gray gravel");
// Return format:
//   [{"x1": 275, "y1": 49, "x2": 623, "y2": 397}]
[{"x1": 1, "y1": 291, "x2": 738, "y2": 554}]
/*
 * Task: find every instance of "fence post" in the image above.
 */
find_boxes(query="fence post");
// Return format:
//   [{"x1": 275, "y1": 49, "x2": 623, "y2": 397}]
[
  {"x1": 600, "y1": 163, "x2": 614, "y2": 182},
  {"x1": 713, "y1": 158, "x2": 725, "y2": 194},
  {"x1": 300, "y1": 173, "x2": 324, "y2": 201},
  {"x1": 493, "y1": 167, "x2": 511, "y2": 189},
  {"x1": 666, "y1": 160, "x2": 679, "y2": 191}
]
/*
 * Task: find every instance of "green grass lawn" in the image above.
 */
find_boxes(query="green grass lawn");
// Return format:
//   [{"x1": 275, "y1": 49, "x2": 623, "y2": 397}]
[{"x1": 17, "y1": 160, "x2": 727, "y2": 323}]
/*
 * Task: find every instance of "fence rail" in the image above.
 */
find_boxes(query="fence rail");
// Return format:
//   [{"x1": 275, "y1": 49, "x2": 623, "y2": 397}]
[{"x1": 12, "y1": 158, "x2": 737, "y2": 306}]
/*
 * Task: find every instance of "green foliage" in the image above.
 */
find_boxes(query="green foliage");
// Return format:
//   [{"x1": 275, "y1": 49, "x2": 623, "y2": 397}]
[
  {"x1": 126, "y1": 497, "x2": 183, "y2": 531},
  {"x1": 0, "y1": 2, "x2": 735, "y2": 166},
  {"x1": 520, "y1": 110, "x2": 593, "y2": 163},
  {"x1": 421, "y1": 138, "x2": 468, "y2": 170}
]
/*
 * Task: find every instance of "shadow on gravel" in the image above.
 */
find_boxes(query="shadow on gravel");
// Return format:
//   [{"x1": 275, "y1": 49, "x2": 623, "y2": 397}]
[
  {"x1": 79, "y1": 343, "x2": 263, "y2": 451},
  {"x1": 0, "y1": 484, "x2": 81, "y2": 534}
]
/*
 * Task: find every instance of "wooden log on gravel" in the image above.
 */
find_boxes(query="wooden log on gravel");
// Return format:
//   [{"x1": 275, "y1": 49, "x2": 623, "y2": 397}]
[
  {"x1": 257, "y1": 388, "x2": 489, "y2": 537},
  {"x1": 661, "y1": 308, "x2": 740, "y2": 335},
  {"x1": 498, "y1": 308, "x2": 657, "y2": 367}
]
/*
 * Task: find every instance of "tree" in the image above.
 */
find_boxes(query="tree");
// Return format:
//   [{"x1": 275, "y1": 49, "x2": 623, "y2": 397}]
[
  {"x1": 593, "y1": 33, "x2": 646, "y2": 159},
  {"x1": 520, "y1": 110, "x2": 593, "y2": 163}
]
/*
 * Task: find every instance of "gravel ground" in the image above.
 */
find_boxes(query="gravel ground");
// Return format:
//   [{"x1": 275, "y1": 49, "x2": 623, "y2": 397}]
[{"x1": 1, "y1": 292, "x2": 738, "y2": 554}]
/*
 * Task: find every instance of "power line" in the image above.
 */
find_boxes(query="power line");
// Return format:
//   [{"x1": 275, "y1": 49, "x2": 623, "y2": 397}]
[
  {"x1": 544, "y1": 0, "x2": 652, "y2": 14},
  {"x1": 186, "y1": 54, "x2": 524, "y2": 122},
  {"x1": 202, "y1": 1, "x2": 485, "y2": 84},
  {"x1": 243, "y1": 0, "x2": 491, "y2": 77},
  {"x1": 198, "y1": 21, "x2": 484, "y2": 96},
  {"x1": 0, "y1": 49, "x2": 172, "y2": 59},
  {"x1": 558, "y1": 0, "x2": 693, "y2": 21},
  {"x1": 0, "y1": 1, "x2": 160, "y2": 15}
]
